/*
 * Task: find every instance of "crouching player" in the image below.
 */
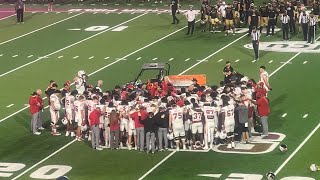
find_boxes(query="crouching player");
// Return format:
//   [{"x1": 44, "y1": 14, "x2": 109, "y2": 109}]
[
  {"x1": 64, "y1": 90, "x2": 77, "y2": 137},
  {"x1": 74, "y1": 95, "x2": 86, "y2": 141},
  {"x1": 203, "y1": 102, "x2": 219, "y2": 150},
  {"x1": 220, "y1": 97, "x2": 235, "y2": 148},
  {"x1": 169, "y1": 104, "x2": 186, "y2": 151},
  {"x1": 50, "y1": 90, "x2": 62, "y2": 136}
]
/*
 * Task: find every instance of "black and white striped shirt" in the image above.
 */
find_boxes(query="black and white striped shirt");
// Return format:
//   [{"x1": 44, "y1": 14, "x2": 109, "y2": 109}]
[
  {"x1": 282, "y1": 15, "x2": 290, "y2": 24},
  {"x1": 299, "y1": 14, "x2": 308, "y2": 24},
  {"x1": 309, "y1": 16, "x2": 316, "y2": 26},
  {"x1": 251, "y1": 31, "x2": 260, "y2": 41}
]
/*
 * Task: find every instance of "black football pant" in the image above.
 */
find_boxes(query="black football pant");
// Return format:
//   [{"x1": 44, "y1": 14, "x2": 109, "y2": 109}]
[
  {"x1": 302, "y1": 23, "x2": 308, "y2": 41},
  {"x1": 308, "y1": 25, "x2": 316, "y2": 43},
  {"x1": 267, "y1": 18, "x2": 275, "y2": 35},
  {"x1": 252, "y1": 40, "x2": 259, "y2": 60},
  {"x1": 186, "y1": 20, "x2": 195, "y2": 35},
  {"x1": 172, "y1": 10, "x2": 179, "y2": 24},
  {"x1": 16, "y1": 9, "x2": 24, "y2": 23},
  {"x1": 282, "y1": 23, "x2": 289, "y2": 40},
  {"x1": 289, "y1": 17, "x2": 296, "y2": 33}
]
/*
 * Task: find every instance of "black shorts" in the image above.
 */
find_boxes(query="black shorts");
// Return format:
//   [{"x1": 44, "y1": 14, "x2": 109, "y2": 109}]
[{"x1": 239, "y1": 123, "x2": 248, "y2": 132}]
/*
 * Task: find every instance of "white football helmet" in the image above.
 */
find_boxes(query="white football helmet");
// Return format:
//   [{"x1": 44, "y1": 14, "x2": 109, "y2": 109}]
[
  {"x1": 81, "y1": 124, "x2": 88, "y2": 132},
  {"x1": 167, "y1": 132, "x2": 174, "y2": 140},
  {"x1": 78, "y1": 70, "x2": 86, "y2": 77},
  {"x1": 219, "y1": 131, "x2": 227, "y2": 140},
  {"x1": 61, "y1": 118, "x2": 68, "y2": 125},
  {"x1": 310, "y1": 164, "x2": 319, "y2": 172},
  {"x1": 266, "y1": 172, "x2": 275, "y2": 180},
  {"x1": 279, "y1": 144, "x2": 288, "y2": 152}
]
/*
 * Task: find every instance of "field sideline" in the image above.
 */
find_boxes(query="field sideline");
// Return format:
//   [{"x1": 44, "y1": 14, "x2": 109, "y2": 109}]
[{"x1": 0, "y1": 5, "x2": 320, "y2": 180}]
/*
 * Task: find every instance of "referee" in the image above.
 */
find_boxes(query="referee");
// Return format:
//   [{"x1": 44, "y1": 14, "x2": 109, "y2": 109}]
[
  {"x1": 251, "y1": 26, "x2": 260, "y2": 61},
  {"x1": 299, "y1": 10, "x2": 308, "y2": 41},
  {"x1": 185, "y1": 6, "x2": 197, "y2": 35},
  {"x1": 307, "y1": 12, "x2": 317, "y2": 44},
  {"x1": 15, "y1": 0, "x2": 24, "y2": 24},
  {"x1": 281, "y1": 11, "x2": 290, "y2": 41}
]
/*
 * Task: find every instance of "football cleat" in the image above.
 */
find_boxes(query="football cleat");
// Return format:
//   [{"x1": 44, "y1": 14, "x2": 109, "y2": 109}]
[
  {"x1": 167, "y1": 132, "x2": 174, "y2": 140},
  {"x1": 266, "y1": 172, "x2": 275, "y2": 180},
  {"x1": 61, "y1": 118, "x2": 68, "y2": 125},
  {"x1": 279, "y1": 144, "x2": 288, "y2": 152},
  {"x1": 70, "y1": 132, "x2": 75, "y2": 137},
  {"x1": 227, "y1": 143, "x2": 232, "y2": 149},
  {"x1": 219, "y1": 131, "x2": 227, "y2": 140},
  {"x1": 65, "y1": 131, "x2": 70, "y2": 137}
]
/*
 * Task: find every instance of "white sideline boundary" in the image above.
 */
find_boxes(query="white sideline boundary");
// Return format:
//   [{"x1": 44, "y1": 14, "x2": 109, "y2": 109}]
[
  {"x1": 0, "y1": 14, "x2": 15, "y2": 20},
  {"x1": 0, "y1": 12, "x2": 84, "y2": 46},
  {"x1": 0, "y1": 13, "x2": 147, "y2": 78},
  {"x1": 8, "y1": 18, "x2": 193, "y2": 180}
]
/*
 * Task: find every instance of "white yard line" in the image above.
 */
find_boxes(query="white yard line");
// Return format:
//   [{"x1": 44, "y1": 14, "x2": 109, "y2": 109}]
[
  {"x1": 138, "y1": 151, "x2": 176, "y2": 180},
  {"x1": 0, "y1": 13, "x2": 84, "y2": 46},
  {"x1": 11, "y1": 139, "x2": 77, "y2": 180},
  {"x1": 274, "y1": 122, "x2": 320, "y2": 175},
  {"x1": 0, "y1": 13, "x2": 147, "y2": 78},
  {"x1": 0, "y1": 14, "x2": 15, "y2": 21},
  {"x1": 6, "y1": 104, "x2": 14, "y2": 108},
  {"x1": 179, "y1": 34, "x2": 247, "y2": 75}
]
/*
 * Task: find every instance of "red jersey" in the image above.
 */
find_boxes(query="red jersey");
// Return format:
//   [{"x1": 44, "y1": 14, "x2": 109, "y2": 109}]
[
  {"x1": 130, "y1": 110, "x2": 148, "y2": 128},
  {"x1": 257, "y1": 97, "x2": 270, "y2": 116},
  {"x1": 29, "y1": 96, "x2": 39, "y2": 114},
  {"x1": 36, "y1": 95, "x2": 44, "y2": 110},
  {"x1": 110, "y1": 119, "x2": 120, "y2": 131}
]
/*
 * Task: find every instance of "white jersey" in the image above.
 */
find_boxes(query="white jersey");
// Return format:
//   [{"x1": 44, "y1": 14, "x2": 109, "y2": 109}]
[
  {"x1": 50, "y1": 94, "x2": 61, "y2": 111},
  {"x1": 219, "y1": 4, "x2": 227, "y2": 18},
  {"x1": 260, "y1": 71, "x2": 269, "y2": 90},
  {"x1": 75, "y1": 77, "x2": 85, "y2": 95},
  {"x1": 190, "y1": 108, "x2": 203, "y2": 123},
  {"x1": 65, "y1": 94, "x2": 75, "y2": 111},
  {"x1": 221, "y1": 104, "x2": 235, "y2": 120},
  {"x1": 203, "y1": 106, "x2": 218, "y2": 123},
  {"x1": 169, "y1": 107, "x2": 184, "y2": 125},
  {"x1": 74, "y1": 100, "x2": 84, "y2": 120},
  {"x1": 104, "y1": 107, "x2": 114, "y2": 125},
  {"x1": 86, "y1": 100, "x2": 97, "y2": 119}
]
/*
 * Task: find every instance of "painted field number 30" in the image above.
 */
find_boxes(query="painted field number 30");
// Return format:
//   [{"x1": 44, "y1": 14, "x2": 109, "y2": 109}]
[{"x1": 0, "y1": 162, "x2": 71, "y2": 179}]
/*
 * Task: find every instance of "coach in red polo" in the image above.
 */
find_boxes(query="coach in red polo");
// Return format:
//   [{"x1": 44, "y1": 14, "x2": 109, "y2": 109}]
[
  {"x1": 256, "y1": 92, "x2": 270, "y2": 137},
  {"x1": 29, "y1": 92, "x2": 41, "y2": 135},
  {"x1": 89, "y1": 107, "x2": 104, "y2": 150}
]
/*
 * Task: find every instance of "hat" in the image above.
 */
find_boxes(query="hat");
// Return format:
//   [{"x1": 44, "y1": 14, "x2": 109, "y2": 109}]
[{"x1": 31, "y1": 92, "x2": 37, "y2": 96}]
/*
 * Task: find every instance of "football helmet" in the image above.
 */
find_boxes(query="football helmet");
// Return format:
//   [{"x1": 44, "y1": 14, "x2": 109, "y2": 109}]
[
  {"x1": 219, "y1": 131, "x2": 227, "y2": 139},
  {"x1": 81, "y1": 124, "x2": 88, "y2": 132},
  {"x1": 310, "y1": 164, "x2": 319, "y2": 172},
  {"x1": 279, "y1": 144, "x2": 288, "y2": 152},
  {"x1": 167, "y1": 132, "x2": 174, "y2": 140},
  {"x1": 78, "y1": 70, "x2": 86, "y2": 77},
  {"x1": 266, "y1": 172, "x2": 275, "y2": 180},
  {"x1": 61, "y1": 118, "x2": 68, "y2": 125}
]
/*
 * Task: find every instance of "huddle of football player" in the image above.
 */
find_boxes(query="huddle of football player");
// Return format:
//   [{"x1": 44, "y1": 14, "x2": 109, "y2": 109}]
[{"x1": 35, "y1": 67, "x2": 272, "y2": 152}]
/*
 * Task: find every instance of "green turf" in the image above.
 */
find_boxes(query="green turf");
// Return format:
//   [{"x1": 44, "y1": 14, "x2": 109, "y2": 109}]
[{"x1": 0, "y1": 9, "x2": 320, "y2": 180}]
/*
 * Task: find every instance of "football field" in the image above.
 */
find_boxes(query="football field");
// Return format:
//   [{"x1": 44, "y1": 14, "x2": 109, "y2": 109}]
[{"x1": 0, "y1": 5, "x2": 320, "y2": 180}]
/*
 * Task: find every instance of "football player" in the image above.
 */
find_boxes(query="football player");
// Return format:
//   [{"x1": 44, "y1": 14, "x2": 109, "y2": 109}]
[
  {"x1": 50, "y1": 90, "x2": 61, "y2": 136},
  {"x1": 118, "y1": 100, "x2": 130, "y2": 148},
  {"x1": 220, "y1": 96, "x2": 235, "y2": 148},
  {"x1": 64, "y1": 90, "x2": 77, "y2": 137},
  {"x1": 169, "y1": 104, "x2": 186, "y2": 151},
  {"x1": 209, "y1": 5, "x2": 221, "y2": 32},
  {"x1": 259, "y1": 66, "x2": 271, "y2": 92},
  {"x1": 232, "y1": 0, "x2": 241, "y2": 27},
  {"x1": 127, "y1": 106, "x2": 137, "y2": 150},
  {"x1": 203, "y1": 102, "x2": 219, "y2": 149},
  {"x1": 102, "y1": 102, "x2": 114, "y2": 148},
  {"x1": 74, "y1": 95, "x2": 86, "y2": 141},
  {"x1": 74, "y1": 70, "x2": 87, "y2": 95},
  {"x1": 225, "y1": 4, "x2": 235, "y2": 35},
  {"x1": 190, "y1": 103, "x2": 205, "y2": 149},
  {"x1": 259, "y1": 3, "x2": 269, "y2": 33}
]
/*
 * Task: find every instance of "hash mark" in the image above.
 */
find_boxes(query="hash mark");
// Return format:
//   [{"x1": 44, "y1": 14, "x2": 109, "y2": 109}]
[
  {"x1": 58, "y1": 55, "x2": 63, "y2": 59},
  {"x1": 269, "y1": 60, "x2": 273, "y2": 63},
  {"x1": 152, "y1": 57, "x2": 158, "y2": 61},
  {"x1": 136, "y1": 57, "x2": 142, "y2": 60},
  {"x1": 282, "y1": 113, "x2": 287, "y2": 118},
  {"x1": 218, "y1": 59, "x2": 223, "y2": 62},
  {"x1": 0, "y1": 54, "x2": 3, "y2": 57},
  {"x1": 185, "y1": 58, "x2": 190, "y2": 61},
  {"x1": 6, "y1": 104, "x2": 14, "y2": 108},
  {"x1": 303, "y1": 114, "x2": 308, "y2": 118},
  {"x1": 235, "y1": 59, "x2": 239, "y2": 63},
  {"x1": 12, "y1": 55, "x2": 18, "y2": 57},
  {"x1": 89, "y1": 56, "x2": 94, "y2": 59},
  {"x1": 303, "y1": 61, "x2": 308, "y2": 64},
  {"x1": 252, "y1": 60, "x2": 256, "y2": 62},
  {"x1": 27, "y1": 55, "x2": 33, "y2": 58},
  {"x1": 169, "y1": 58, "x2": 174, "y2": 61},
  {"x1": 73, "y1": 56, "x2": 79, "y2": 59},
  {"x1": 104, "y1": 57, "x2": 110, "y2": 59}
]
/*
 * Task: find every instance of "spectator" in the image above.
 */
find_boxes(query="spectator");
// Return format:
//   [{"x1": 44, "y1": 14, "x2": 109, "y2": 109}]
[
  {"x1": 36, "y1": 89, "x2": 44, "y2": 131},
  {"x1": 15, "y1": 0, "x2": 24, "y2": 24},
  {"x1": 29, "y1": 92, "x2": 41, "y2": 135},
  {"x1": 110, "y1": 110, "x2": 120, "y2": 150},
  {"x1": 256, "y1": 92, "x2": 270, "y2": 137}
]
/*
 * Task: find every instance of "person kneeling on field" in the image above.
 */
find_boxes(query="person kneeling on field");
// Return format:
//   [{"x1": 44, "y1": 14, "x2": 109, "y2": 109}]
[{"x1": 139, "y1": 111, "x2": 158, "y2": 153}]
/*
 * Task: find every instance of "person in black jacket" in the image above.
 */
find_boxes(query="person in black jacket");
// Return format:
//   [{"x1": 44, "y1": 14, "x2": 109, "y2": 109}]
[
  {"x1": 155, "y1": 107, "x2": 169, "y2": 151},
  {"x1": 139, "y1": 112, "x2": 158, "y2": 153}
]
